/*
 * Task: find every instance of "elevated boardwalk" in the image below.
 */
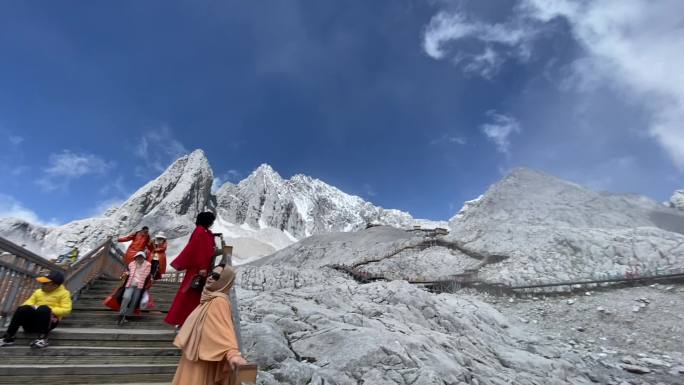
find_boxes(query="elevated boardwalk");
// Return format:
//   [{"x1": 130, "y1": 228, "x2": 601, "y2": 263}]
[{"x1": 329, "y1": 236, "x2": 684, "y2": 296}]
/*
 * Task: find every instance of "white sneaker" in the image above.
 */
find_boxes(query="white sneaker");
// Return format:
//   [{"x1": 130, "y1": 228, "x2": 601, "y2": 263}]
[
  {"x1": 30, "y1": 338, "x2": 49, "y2": 349},
  {"x1": 0, "y1": 338, "x2": 15, "y2": 347}
]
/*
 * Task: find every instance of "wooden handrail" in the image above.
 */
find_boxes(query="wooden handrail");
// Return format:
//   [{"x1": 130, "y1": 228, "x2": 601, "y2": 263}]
[
  {"x1": 0, "y1": 236, "x2": 125, "y2": 322},
  {"x1": 0, "y1": 237, "x2": 65, "y2": 275}
]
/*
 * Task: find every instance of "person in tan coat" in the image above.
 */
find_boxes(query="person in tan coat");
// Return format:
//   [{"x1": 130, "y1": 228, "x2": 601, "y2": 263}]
[{"x1": 172, "y1": 264, "x2": 247, "y2": 385}]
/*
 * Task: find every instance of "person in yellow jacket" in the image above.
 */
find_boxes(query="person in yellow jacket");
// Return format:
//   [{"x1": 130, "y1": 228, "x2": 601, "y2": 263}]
[{"x1": 0, "y1": 270, "x2": 72, "y2": 349}]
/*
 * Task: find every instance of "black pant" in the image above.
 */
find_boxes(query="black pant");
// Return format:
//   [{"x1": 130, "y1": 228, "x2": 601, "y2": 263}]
[
  {"x1": 150, "y1": 260, "x2": 160, "y2": 280},
  {"x1": 5, "y1": 305, "x2": 58, "y2": 338}
]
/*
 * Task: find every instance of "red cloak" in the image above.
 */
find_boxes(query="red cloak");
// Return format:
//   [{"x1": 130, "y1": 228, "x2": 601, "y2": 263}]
[
  {"x1": 118, "y1": 231, "x2": 151, "y2": 265},
  {"x1": 163, "y1": 225, "x2": 215, "y2": 326}
]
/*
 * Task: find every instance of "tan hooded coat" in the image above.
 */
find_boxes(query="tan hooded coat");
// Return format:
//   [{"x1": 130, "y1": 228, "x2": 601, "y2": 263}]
[{"x1": 171, "y1": 267, "x2": 241, "y2": 385}]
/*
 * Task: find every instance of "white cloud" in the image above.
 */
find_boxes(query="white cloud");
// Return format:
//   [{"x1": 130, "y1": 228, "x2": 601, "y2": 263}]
[
  {"x1": 8, "y1": 135, "x2": 23, "y2": 146},
  {"x1": 363, "y1": 183, "x2": 377, "y2": 198},
  {"x1": 480, "y1": 111, "x2": 521, "y2": 154},
  {"x1": 424, "y1": 0, "x2": 684, "y2": 170},
  {"x1": 134, "y1": 125, "x2": 188, "y2": 176},
  {"x1": 37, "y1": 150, "x2": 114, "y2": 191},
  {"x1": 526, "y1": 0, "x2": 684, "y2": 170},
  {"x1": 423, "y1": 10, "x2": 536, "y2": 77},
  {"x1": 89, "y1": 197, "x2": 125, "y2": 217},
  {"x1": 211, "y1": 169, "x2": 243, "y2": 192},
  {"x1": 0, "y1": 129, "x2": 29, "y2": 178},
  {"x1": 430, "y1": 135, "x2": 467, "y2": 146},
  {"x1": 0, "y1": 194, "x2": 59, "y2": 226}
]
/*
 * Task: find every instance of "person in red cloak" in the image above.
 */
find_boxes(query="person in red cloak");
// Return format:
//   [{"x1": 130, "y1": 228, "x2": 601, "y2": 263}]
[
  {"x1": 164, "y1": 212, "x2": 217, "y2": 327},
  {"x1": 118, "y1": 226, "x2": 151, "y2": 265}
]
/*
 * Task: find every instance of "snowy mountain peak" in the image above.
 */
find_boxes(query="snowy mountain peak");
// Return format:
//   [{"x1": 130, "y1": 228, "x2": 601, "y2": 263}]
[
  {"x1": 244, "y1": 163, "x2": 283, "y2": 185},
  {"x1": 108, "y1": 149, "x2": 213, "y2": 237},
  {"x1": 216, "y1": 164, "x2": 442, "y2": 239},
  {"x1": 0, "y1": 151, "x2": 444, "y2": 260}
]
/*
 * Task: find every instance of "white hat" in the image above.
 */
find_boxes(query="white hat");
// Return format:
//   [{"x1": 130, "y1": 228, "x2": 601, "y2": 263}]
[
  {"x1": 134, "y1": 251, "x2": 147, "y2": 259},
  {"x1": 154, "y1": 232, "x2": 167, "y2": 239}
]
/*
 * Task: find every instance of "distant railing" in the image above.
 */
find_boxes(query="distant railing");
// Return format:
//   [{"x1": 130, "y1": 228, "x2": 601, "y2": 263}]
[
  {"x1": 0, "y1": 236, "x2": 125, "y2": 325},
  {"x1": 0, "y1": 237, "x2": 65, "y2": 321},
  {"x1": 160, "y1": 271, "x2": 186, "y2": 283},
  {"x1": 65, "y1": 239, "x2": 126, "y2": 300}
]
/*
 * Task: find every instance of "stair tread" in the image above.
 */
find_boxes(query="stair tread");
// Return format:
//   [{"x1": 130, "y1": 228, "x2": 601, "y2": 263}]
[
  {"x1": 6, "y1": 327, "x2": 173, "y2": 334},
  {"x1": 0, "y1": 364, "x2": 177, "y2": 367},
  {"x1": 0, "y1": 275, "x2": 186, "y2": 383}
]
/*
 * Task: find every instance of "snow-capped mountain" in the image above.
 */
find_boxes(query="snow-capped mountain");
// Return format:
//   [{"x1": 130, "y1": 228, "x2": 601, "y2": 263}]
[
  {"x1": 0, "y1": 150, "x2": 440, "y2": 262},
  {"x1": 215, "y1": 164, "x2": 444, "y2": 239},
  {"x1": 105, "y1": 149, "x2": 214, "y2": 238},
  {"x1": 0, "y1": 150, "x2": 214, "y2": 258}
]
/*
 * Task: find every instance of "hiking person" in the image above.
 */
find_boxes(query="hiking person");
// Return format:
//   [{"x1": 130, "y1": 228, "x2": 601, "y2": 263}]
[
  {"x1": 171, "y1": 264, "x2": 247, "y2": 385},
  {"x1": 54, "y1": 247, "x2": 79, "y2": 266},
  {"x1": 148, "y1": 232, "x2": 168, "y2": 280},
  {"x1": 164, "y1": 212, "x2": 218, "y2": 327},
  {"x1": 0, "y1": 270, "x2": 72, "y2": 349},
  {"x1": 118, "y1": 226, "x2": 151, "y2": 265},
  {"x1": 118, "y1": 251, "x2": 152, "y2": 325}
]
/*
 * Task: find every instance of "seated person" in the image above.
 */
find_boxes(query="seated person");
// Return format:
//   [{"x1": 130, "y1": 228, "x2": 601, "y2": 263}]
[{"x1": 0, "y1": 270, "x2": 72, "y2": 349}]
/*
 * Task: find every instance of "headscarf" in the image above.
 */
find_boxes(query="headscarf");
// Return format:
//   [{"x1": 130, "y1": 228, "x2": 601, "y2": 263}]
[{"x1": 174, "y1": 266, "x2": 236, "y2": 362}]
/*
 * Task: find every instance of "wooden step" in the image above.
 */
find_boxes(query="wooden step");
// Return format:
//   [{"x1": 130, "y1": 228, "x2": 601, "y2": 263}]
[
  {"x1": 0, "y1": 346, "x2": 179, "y2": 357},
  {"x1": 3, "y1": 328, "x2": 175, "y2": 342},
  {"x1": 59, "y1": 319, "x2": 172, "y2": 329},
  {"x1": 3, "y1": 355, "x2": 180, "y2": 365},
  {"x1": 72, "y1": 304, "x2": 169, "y2": 312},
  {"x1": 69, "y1": 308, "x2": 167, "y2": 315},
  {"x1": 0, "y1": 363, "x2": 177, "y2": 376},
  {"x1": 79, "y1": 291, "x2": 178, "y2": 299},
  {"x1": 74, "y1": 300, "x2": 173, "y2": 308},
  {"x1": 0, "y1": 370, "x2": 176, "y2": 381},
  {"x1": 0, "y1": 276, "x2": 185, "y2": 384}
]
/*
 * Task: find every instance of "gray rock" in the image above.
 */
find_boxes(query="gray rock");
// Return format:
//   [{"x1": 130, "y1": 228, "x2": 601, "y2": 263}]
[
  {"x1": 638, "y1": 357, "x2": 670, "y2": 368},
  {"x1": 238, "y1": 280, "x2": 593, "y2": 385},
  {"x1": 620, "y1": 364, "x2": 652, "y2": 374}
]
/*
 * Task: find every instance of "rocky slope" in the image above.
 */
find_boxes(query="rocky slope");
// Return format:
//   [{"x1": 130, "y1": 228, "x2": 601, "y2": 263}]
[
  {"x1": 237, "y1": 276, "x2": 594, "y2": 385},
  {"x1": 242, "y1": 168, "x2": 684, "y2": 289},
  {"x1": 477, "y1": 284, "x2": 684, "y2": 384},
  {"x1": 448, "y1": 168, "x2": 684, "y2": 286}
]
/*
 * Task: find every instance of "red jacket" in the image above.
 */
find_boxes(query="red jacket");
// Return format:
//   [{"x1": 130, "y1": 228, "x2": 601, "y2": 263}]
[
  {"x1": 164, "y1": 226, "x2": 215, "y2": 326},
  {"x1": 118, "y1": 231, "x2": 151, "y2": 265},
  {"x1": 147, "y1": 239, "x2": 168, "y2": 276}
]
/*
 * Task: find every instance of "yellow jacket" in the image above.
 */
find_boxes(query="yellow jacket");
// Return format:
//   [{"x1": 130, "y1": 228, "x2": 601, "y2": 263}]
[{"x1": 23, "y1": 285, "x2": 72, "y2": 319}]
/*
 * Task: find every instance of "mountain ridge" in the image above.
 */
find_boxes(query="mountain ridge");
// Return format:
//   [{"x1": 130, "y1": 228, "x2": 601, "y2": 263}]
[{"x1": 0, "y1": 149, "x2": 443, "y2": 260}]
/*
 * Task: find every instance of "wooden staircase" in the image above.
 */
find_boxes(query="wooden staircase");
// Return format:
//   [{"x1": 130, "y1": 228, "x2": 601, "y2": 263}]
[{"x1": 0, "y1": 277, "x2": 181, "y2": 385}]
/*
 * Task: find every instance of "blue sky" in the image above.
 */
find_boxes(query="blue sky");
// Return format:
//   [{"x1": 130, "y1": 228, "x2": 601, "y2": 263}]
[{"x1": 1, "y1": 0, "x2": 683, "y2": 224}]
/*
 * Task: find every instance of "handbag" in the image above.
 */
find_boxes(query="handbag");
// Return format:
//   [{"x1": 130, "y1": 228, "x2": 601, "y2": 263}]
[
  {"x1": 189, "y1": 274, "x2": 206, "y2": 290},
  {"x1": 139, "y1": 291, "x2": 150, "y2": 310}
]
